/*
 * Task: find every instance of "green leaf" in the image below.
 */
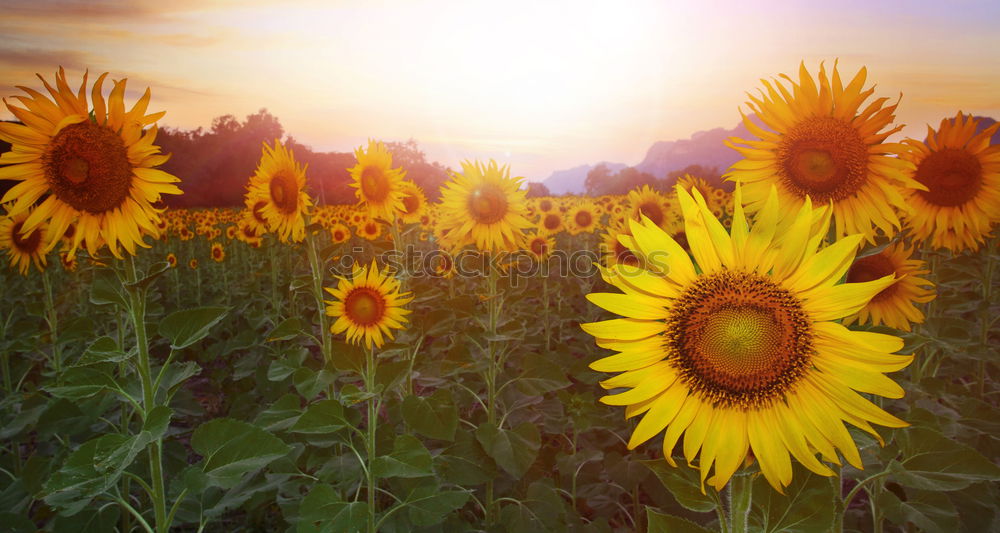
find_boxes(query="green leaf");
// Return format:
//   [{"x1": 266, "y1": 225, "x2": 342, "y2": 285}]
[
  {"x1": 191, "y1": 418, "x2": 290, "y2": 483},
  {"x1": 75, "y1": 336, "x2": 131, "y2": 366},
  {"x1": 43, "y1": 433, "x2": 149, "y2": 515},
  {"x1": 255, "y1": 394, "x2": 304, "y2": 432},
  {"x1": 293, "y1": 367, "x2": 338, "y2": 400},
  {"x1": 880, "y1": 486, "x2": 959, "y2": 533},
  {"x1": 44, "y1": 367, "x2": 119, "y2": 401},
  {"x1": 89, "y1": 275, "x2": 128, "y2": 309},
  {"x1": 437, "y1": 431, "x2": 494, "y2": 486},
  {"x1": 891, "y1": 427, "x2": 1000, "y2": 491},
  {"x1": 749, "y1": 469, "x2": 836, "y2": 533},
  {"x1": 289, "y1": 399, "x2": 348, "y2": 434},
  {"x1": 647, "y1": 508, "x2": 715, "y2": 533},
  {"x1": 475, "y1": 422, "x2": 540, "y2": 480},
  {"x1": 143, "y1": 406, "x2": 173, "y2": 440},
  {"x1": 371, "y1": 434, "x2": 434, "y2": 479},
  {"x1": 123, "y1": 261, "x2": 171, "y2": 291},
  {"x1": 401, "y1": 390, "x2": 458, "y2": 441},
  {"x1": 297, "y1": 484, "x2": 367, "y2": 533},
  {"x1": 642, "y1": 460, "x2": 715, "y2": 513},
  {"x1": 158, "y1": 306, "x2": 229, "y2": 350},
  {"x1": 405, "y1": 485, "x2": 470, "y2": 527},
  {"x1": 267, "y1": 317, "x2": 304, "y2": 342}
]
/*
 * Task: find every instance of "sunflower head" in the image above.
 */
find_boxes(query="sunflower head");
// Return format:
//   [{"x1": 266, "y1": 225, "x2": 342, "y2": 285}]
[
  {"x1": 526, "y1": 233, "x2": 556, "y2": 261},
  {"x1": 325, "y1": 260, "x2": 413, "y2": 349},
  {"x1": 844, "y1": 242, "x2": 935, "y2": 331},
  {"x1": 0, "y1": 207, "x2": 50, "y2": 275},
  {"x1": 567, "y1": 201, "x2": 599, "y2": 236},
  {"x1": 210, "y1": 242, "x2": 225, "y2": 263},
  {"x1": 627, "y1": 185, "x2": 676, "y2": 230},
  {"x1": 437, "y1": 160, "x2": 530, "y2": 253},
  {"x1": 330, "y1": 222, "x2": 351, "y2": 244},
  {"x1": 0, "y1": 68, "x2": 182, "y2": 259},
  {"x1": 900, "y1": 112, "x2": 1000, "y2": 251},
  {"x1": 583, "y1": 185, "x2": 912, "y2": 493},
  {"x1": 725, "y1": 61, "x2": 923, "y2": 242},
  {"x1": 396, "y1": 180, "x2": 427, "y2": 224},
  {"x1": 349, "y1": 140, "x2": 406, "y2": 222},
  {"x1": 245, "y1": 140, "x2": 311, "y2": 243}
]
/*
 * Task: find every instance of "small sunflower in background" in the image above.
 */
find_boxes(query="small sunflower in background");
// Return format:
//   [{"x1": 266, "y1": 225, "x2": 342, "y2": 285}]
[
  {"x1": 357, "y1": 218, "x2": 383, "y2": 241},
  {"x1": 0, "y1": 207, "x2": 49, "y2": 275},
  {"x1": 330, "y1": 222, "x2": 351, "y2": 244},
  {"x1": 583, "y1": 185, "x2": 911, "y2": 493},
  {"x1": 188, "y1": 258, "x2": 198, "y2": 270},
  {"x1": 567, "y1": 201, "x2": 599, "y2": 235},
  {"x1": 538, "y1": 211, "x2": 565, "y2": 236},
  {"x1": 397, "y1": 181, "x2": 427, "y2": 224},
  {"x1": 242, "y1": 198, "x2": 271, "y2": 237},
  {"x1": 600, "y1": 222, "x2": 639, "y2": 268},
  {"x1": 726, "y1": 61, "x2": 923, "y2": 242},
  {"x1": 245, "y1": 140, "x2": 311, "y2": 243},
  {"x1": 900, "y1": 112, "x2": 1000, "y2": 252},
  {"x1": 210, "y1": 242, "x2": 225, "y2": 263},
  {"x1": 437, "y1": 160, "x2": 530, "y2": 253},
  {"x1": 526, "y1": 233, "x2": 556, "y2": 261},
  {"x1": 349, "y1": 140, "x2": 406, "y2": 222},
  {"x1": 627, "y1": 185, "x2": 675, "y2": 230},
  {"x1": 325, "y1": 260, "x2": 412, "y2": 349},
  {"x1": 844, "y1": 242, "x2": 935, "y2": 331},
  {"x1": 166, "y1": 253, "x2": 178, "y2": 268},
  {"x1": 0, "y1": 68, "x2": 182, "y2": 259}
]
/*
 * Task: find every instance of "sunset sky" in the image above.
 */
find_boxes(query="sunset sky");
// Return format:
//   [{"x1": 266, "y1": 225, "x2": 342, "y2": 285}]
[{"x1": 2, "y1": 0, "x2": 999, "y2": 180}]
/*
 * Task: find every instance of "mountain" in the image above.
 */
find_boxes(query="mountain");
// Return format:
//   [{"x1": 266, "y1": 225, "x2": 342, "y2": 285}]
[
  {"x1": 634, "y1": 121, "x2": 751, "y2": 179},
  {"x1": 542, "y1": 161, "x2": 626, "y2": 195}
]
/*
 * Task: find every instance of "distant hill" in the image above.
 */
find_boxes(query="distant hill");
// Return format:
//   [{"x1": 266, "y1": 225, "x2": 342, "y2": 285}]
[
  {"x1": 634, "y1": 121, "x2": 752, "y2": 179},
  {"x1": 542, "y1": 162, "x2": 626, "y2": 195}
]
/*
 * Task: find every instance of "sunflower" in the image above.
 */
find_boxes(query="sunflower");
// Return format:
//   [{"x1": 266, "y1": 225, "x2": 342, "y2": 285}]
[
  {"x1": 0, "y1": 207, "x2": 49, "y2": 275},
  {"x1": 244, "y1": 140, "x2": 311, "y2": 243},
  {"x1": 567, "y1": 201, "x2": 599, "y2": 235},
  {"x1": 357, "y1": 218, "x2": 383, "y2": 241},
  {"x1": 188, "y1": 258, "x2": 198, "y2": 270},
  {"x1": 600, "y1": 222, "x2": 640, "y2": 268},
  {"x1": 899, "y1": 112, "x2": 1000, "y2": 251},
  {"x1": 325, "y1": 260, "x2": 413, "y2": 349},
  {"x1": 166, "y1": 253, "x2": 177, "y2": 268},
  {"x1": 726, "y1": 61, "x2": 923, "y2": 242},
  {"x1": 330, "y1": 222, "x2": 351, "y2": 244},
  {"x1": 348, "y1": 140, "x2": 406, "y2": 222},
  {"x1": 538, "y1": 211, "x2": 565, "y2": 235},
  {"x1": 627, "y1": 185, "x2": 675, "y2": 230},
  {"x1": 437, "y1": 160, "x2": 530, "y2": 253},
  {"x1": 397, "y1": 181, "x2": 427, "y2": 224},
  {"x1": 844, "y1": 242, "x2": 935, "y2": 331},
  {"x1": 0, "y1": 68, "x2": 182, "y2": 258},
  {"x1": 210, "y1": 242, "x2": 225, "y2": 263},
  {"x1": 582, "y1": 185, "x2": 911, "y2": 492},
  {"x1": 526, "y1": 233, "x2": 556, "y2": 261}
]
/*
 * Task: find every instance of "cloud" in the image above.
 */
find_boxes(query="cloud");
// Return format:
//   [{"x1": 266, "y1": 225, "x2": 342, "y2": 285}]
[{"x1": 0, "y1": 48, "x2": 95, "y2": 71}]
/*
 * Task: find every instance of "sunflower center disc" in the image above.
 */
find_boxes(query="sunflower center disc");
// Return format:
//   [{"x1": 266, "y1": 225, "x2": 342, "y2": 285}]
[
  {"x1": 269, "y1": 172, "x2": 298, "y2": 214},
  {"x1": 530, "y1": 237, "x2": 548, "y2": 256},
  {"x1": 44, "y1": 121, "x2": 132, "y2": 214},
  {"x1": 847, "y1": 253, "x2": 897, "y2": 302},
  {"x1": 914, "y1": 148, "x2": 983, "y2": 207},
  {"x1": 637, "y1": 202, "x2": 664, "y2": 226},
  {"x1": 543, "y1": 213, "x2": 560, "y2": 230},
  {"x1": 361, "y1": 167, "x2": 390, "y2": 202},
  {"x1": 575, "y1": 210, "x2": 593, "y2": 228},
  {"x1": 467, "y1": 185, "x2": 508, "y2": 224},
  {"x1": 345, "y1": 288, "x2": 385, "y2": 326},
  {"x1": 614, "y1": 240, "x2": 638, "y2": 266},
  {"x1": 11, "y1": 221, "x2": 42, "y2": 253},
  {"x1": 252, "y1": 200, "x2": 268, "y2": 224},
  {"x1": 668, "y1": 271, "x2": 813, "y2": 408},
  {"x1": 402, "y1": 193, "x2": 419, "y2": 214},
  {"x1": 779, "y1": 116, "x2": 869, "y2": 202}
]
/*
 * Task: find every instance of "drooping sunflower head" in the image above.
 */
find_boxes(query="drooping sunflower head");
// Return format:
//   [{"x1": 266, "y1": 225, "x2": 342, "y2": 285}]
[
  {"x1": 348, "y1": 140, "x2": 406, "y2": 222},
  {"x1": 325, "y1": 260, "x2": 413, "y2": 349},
  {"x1": 844, "y1": 242, "x2": 935, "y2": 331},
  {"x1": 437, "y1": 160, "x2": 530, "y2": 253},
  {"x1": 245, "y1": 140, "x2": 312, "y2": 243},
  {"x1": 725, "y1": 61, "x2": 923, "y2": 242},
  {"x1": 0, "y1": 68, "x2": 183, "y2": 259},
  {"x1": 0, "y1": 207, "x2": 50, "y2": 275},
  {"x1": 900, "y1": 112, "x2": 1000, "y2": 252},
  {"x1": 397, "y1": 180, "x2": 427, "y2": 224},
  {"x1": 583, "y1": 185, "x2": 912, "y2": 493}
]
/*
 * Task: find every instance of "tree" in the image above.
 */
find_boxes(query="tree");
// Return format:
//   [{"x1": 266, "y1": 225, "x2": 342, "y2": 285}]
[{"x1": 525, "y1": 182, "x2": 550, "y2": 198}]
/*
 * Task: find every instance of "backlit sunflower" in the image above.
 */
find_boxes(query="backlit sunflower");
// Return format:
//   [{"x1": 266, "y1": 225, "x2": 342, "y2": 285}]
[
  {"x1": 0, "y1": 68, "x2": 182, "y2": 258},
  {"x1": 567, "y1": 201, "x2": 599, "y2": 235},
  {"x1": 245, "y1": 140, "x2": 311, "y2": 243},
  {"x1": 349, "y1": 140, "x2": 406, "y2": 222},
  {"x1": 325, "y1": 260, "x2": 413, "y2": 349},
  {"x1": 397, "y1": 181, "x2": 427, "y2": 224},
  {"x1": 627, "y1": 185, "x2": 675, "y2": 230},
  {"x1": 726, "y1": 62, "x2": 923, "y2": 242},
  {"x1": 844, "y1": 242, "x2": 935, "y2": 331},
  {"x1": 899, "y1": 112, "x2": 1000, "y2": 252},
  {"x1": 582, "y1": 185, "x2": 911, "y2": 492},
  {"x1": 437, "y1": 160, "x2": 530, "y2": 253},
  {"x1": 1, "y1": 207, "x2": 49, "y2": 275}
]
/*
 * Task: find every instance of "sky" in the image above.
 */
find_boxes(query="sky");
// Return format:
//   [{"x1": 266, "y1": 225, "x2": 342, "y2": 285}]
[{"x1": 1, "y1": 0, "x2": 999, "y2": 181}]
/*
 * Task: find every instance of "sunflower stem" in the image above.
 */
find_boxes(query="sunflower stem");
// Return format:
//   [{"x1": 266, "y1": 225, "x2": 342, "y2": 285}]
[
  {"x1": 364, "y1": 343, "x2": 379, "y2": 533},
  {"x1": 542, "y1": 273, "x2": 550, "y2": 351},
  {"x1": 978, "y1": 238, "x2": 994, "y2": 398},
  {"x1": 124, "y1": 255, "x2": 169, "y2": 533},
  {"x1": 42, "y1": 268, "x2": 62, "y2": 383},
  {"x1": 305, "y1": 218, "x2": 333, "y2": 366},
  {"x1": 484, "y1": 258, "x2": 501, "y2": 526},
  {"x1": 728, "y1": 473, "x2": 752, "y2": 533},
  {"x1": 269, "y1": 240, "x2": 281, "y2": 316}
]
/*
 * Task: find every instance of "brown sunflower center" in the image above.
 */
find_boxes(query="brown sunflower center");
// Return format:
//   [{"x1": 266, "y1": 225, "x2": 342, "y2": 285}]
[
  {"x1": 613, "y1": 239, "x2": 638, "y2": 266},
  {"x1": 847, "y1": 253, "x2": 897, "y2": 302},
  {"x1": 539, "y1": 199, "x2": 553, "y2": 212},
  {"x1": 574, "y1": 210, "x2": 593, "y2": 228},
  {"x1": 333, "y1": 229, "x2": 346, "y2": 241},
  {"x1": 251, "y1": 200, "x2": 268, "y2": 224},
  {"x1": 914, "y1": 148, "x2": 983, "y2": 207},
  {"x1": 212, "y1": 246, "x2": 223, "y2": 260},
  {"x1": 543, "y1": 213, "x2": 561, "y2": 231},
  {"x1": 667, "y1": 271, "x2": 813, "y2": 408},
  {"x1": 779, "y1": 116, "x2": 869, "y2": 202},
  {"x1": 269, "y1": 172, "x2": 299, "y2": 214},
  {"x1": 637, "y1": 201, "x2": 664, "y2": 226},
  {"x1": 44, "y1": 121, "x2": 132, "y2": 214},
  {"x1": 530, "y1": 237, "x2": 548, "y2": 256},
  {"x1": 344, "y1": 287, "x2": 386, "y2": 326},
  {"x1": 11, "y1": 221, "x2": 42, "y2": 253},
  {"x1": 467, "y1": 185, "x2": 508, "y2": 224},
  {"x1": 361, "y1": 166, "x2": 391, "y2": 203},
  {"x1": 401, "y1": 193, "x2": 420, "y2": 214}
]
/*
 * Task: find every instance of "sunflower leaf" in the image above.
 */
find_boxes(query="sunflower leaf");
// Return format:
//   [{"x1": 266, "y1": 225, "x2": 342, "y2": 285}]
[
  {"x1": 158, "y1": 306, "x2": 229, "y2": 350},
  {"x1": 401, "y1": 390, "x2": 458, "y2": 442},
  {"x1": 475, "y1": 422, "x2": 540, "y2": 480},
  {"x1": 190, "y1": 418, "x2": 290, "y2": 484},
  {"x1": 647, "y1": 508, "x2": 715, "y2": 533}
]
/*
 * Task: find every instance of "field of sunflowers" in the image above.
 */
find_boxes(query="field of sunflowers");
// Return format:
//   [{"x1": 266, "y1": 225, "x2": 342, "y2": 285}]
[{"x1": 1, "y1": 63, "x2": 998, "y2": 533}]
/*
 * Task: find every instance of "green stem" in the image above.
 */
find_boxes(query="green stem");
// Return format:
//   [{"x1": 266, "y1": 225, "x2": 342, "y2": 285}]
[
  {"x1": 484, "y1": 260, "x2": 500, "y2": 526},
  {"x1": 269, "y1": 240, "x2": 281, "y2": 316},
  {"x1": 305, "y1": 221, "x2": 333, "y2": 366},
  {"x1": 42, "y1": 269, "x2": 62, "y2": 382},
  {"x1": 831, "y1": 467, "x2": 845, "y2": 533},
  {"x1": 728, "y1": 474, "x2": 752, "y2": 533},
  {"x1": 979, "y1": 241, "x2": 994, "y2": 398},
  {"x1": 542, "y1": 274, "x2": 550, "y2": 351},
  {"x1": 125, "y1": 256, "x2": 168, "y2": 533},
  {"x1": 364, "y1": 344, "x2": 378, "y2": 533}
]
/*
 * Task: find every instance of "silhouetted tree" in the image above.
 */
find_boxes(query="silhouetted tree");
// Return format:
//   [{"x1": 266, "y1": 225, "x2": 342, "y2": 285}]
[
  {"x1": 585, "y1": 165, "x2": 657, "y2": 196},
  {"x1": 525, "y1": 182, "x2": 550, "y2": 198}
]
